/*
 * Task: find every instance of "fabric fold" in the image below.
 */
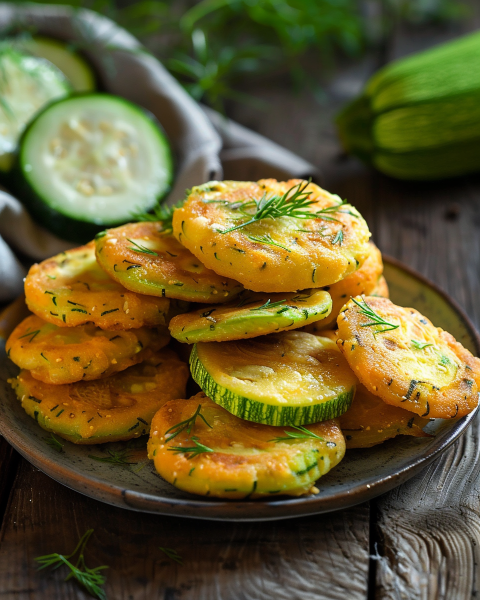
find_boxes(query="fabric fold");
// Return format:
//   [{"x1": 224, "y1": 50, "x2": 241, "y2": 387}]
[{"x1": 0, "y1": 3, "x2": 317, "y2": 302}]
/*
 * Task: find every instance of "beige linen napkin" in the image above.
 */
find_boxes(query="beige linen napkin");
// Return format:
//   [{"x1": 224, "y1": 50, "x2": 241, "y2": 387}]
[{"x1": 0, "y1": 3, "x2": 316, "y2": 302}]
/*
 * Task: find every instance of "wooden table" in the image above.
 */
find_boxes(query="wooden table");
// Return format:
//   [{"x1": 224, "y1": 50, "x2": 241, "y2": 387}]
[{"x1": 2, "y1": 13, "x2": 480, "y2": 600}]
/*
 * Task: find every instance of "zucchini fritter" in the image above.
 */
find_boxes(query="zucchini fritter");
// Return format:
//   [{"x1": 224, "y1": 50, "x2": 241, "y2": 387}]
[
  {"x1": 337, "y1": 296, "x2": 480, "y2": 419},
  {"x1": 339, "y1": 384, "x2": 430, "y2": 448},
  {"x1": 95, "y1": 222, "x2": 243, "y2": 303},
  {"x1": 9, "y1": 349, "x2": 189, "y2": 444},
  {"x1": 148, "y1": 392, "x2": 345, "y2": 499},
  {"x1": 303, "y1": 242, "x2": 384, "y2": 332},
  {"x1": 169, "y1": 289, "x2": 332, "y2": 343},
  {"x1": 172, "y1": 179, "x2": 371, "y2": 292},
  {"x1": 6, "y1": 314, "x2": 170, "y2": 385},
  {"x1": 25, "y1": 242, "x2": 170, "y2": 329}
]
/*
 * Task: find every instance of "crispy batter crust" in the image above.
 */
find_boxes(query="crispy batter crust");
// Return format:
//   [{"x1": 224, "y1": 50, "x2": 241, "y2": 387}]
[
  {"x1": 336, "y1": 296, "x2": 480, "y2": 418},
  {"x1": 173, "y1": 179, "x2": 371, "y2": 292},
  {"x1": 339, "y1": 384, "x2": 430, "y2": 448},
  {"x1": 25, "y1": 242, "x2": 170, "y2": 329}
]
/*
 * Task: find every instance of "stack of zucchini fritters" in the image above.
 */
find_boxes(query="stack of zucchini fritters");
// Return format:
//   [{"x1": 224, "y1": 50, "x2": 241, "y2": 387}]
[{"x1": 7, "y1": 180, "x2": 480, "y2": 499}]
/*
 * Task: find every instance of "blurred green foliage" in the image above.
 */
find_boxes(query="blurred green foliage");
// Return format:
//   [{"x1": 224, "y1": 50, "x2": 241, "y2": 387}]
[{"x1": 5, "y1": 0, "x2": 468, "y2": 111}]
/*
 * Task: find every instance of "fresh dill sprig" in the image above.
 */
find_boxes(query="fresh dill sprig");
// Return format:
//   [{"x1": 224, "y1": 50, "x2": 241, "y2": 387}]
[
  {"x1": 18, "y1": 329, "x2": 40, "y2": 342},
  {"x1": 44, "y1": 434, "x2": 64, "y2": 453},
  {"x1": 352, "y1": 298, "x2": 399, "y2": 335},
  {"x1": 168, "y1": 436, "x2": 214, "y2": 459},
  {"x1": 218, "y1": 180, "x2": 349, "y2": 234},
  {"x1": 88, "y1": 449, "x2": 137, "y2": 466},
  {"x1": 248, "y1": 233, "x2": 291, "y2": 252},
  {"x1": 411, "y1": 340, "x2": 433, "y2": 350},
  {"x1": 127, "y1": 238, "x2": 158, "y2": 256},
  {"x1": 269, "y1": 425, "x2": 325, "y2": 443},
  {"x1": 164, "y1": 404, "x2": 212, "y2": 442},
  {"x1": 250, "y1": 299, "x2": 287, "y2": 311},
  {"x1": 159, "y1": 547, "x2": 184, "y2": 565},
  {"x1": 332, "y1": 229, "x2": 343, "y2": 245},
  {"x1": 35, "y1": 529, "x2": 108, "y2": 600}
]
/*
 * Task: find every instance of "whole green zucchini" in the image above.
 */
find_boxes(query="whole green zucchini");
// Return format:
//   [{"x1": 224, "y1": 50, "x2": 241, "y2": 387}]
[{"x1": 336, "y1": 31, "x2": 480, "y2": 180}]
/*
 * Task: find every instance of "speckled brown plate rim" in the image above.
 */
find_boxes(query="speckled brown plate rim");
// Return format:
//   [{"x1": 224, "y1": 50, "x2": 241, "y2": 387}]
[{"x1": 0, "y1": 256, "x2": 479, "y2": 521}]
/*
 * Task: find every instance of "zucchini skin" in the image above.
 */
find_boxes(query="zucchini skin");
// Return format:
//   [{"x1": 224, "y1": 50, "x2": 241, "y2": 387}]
[
  {"x1": 14, "y1": 93, "x2": 174, "y2": 244},
  {"x1": 336, "y1": 31, "x2": 480, "y2": 180},
  {"x1": 190, "y1": 344, "x2": 355, "y2": 426}
]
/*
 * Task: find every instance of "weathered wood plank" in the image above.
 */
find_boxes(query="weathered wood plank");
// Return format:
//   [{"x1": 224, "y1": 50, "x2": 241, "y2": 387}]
[
  {"x1": 0, "y1": 437, "x2": 19, "y2": 525},
  {"x1": 374, "y1": 422, "x2": 480, "y2": 599},
  {"x1": 0, "y1": 460, "x2": 370, "y2": 600}
]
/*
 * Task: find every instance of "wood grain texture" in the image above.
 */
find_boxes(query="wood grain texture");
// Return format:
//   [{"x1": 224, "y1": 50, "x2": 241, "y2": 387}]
[
  {"x1": 0, "y1": 437, "x2": 19, "y2": 526},
  {"x1": 0, "y1": 461, "x2": 370, "y2": 600},
  {"x1": 374, "y1": 422, "x2": 480, "y2": 600}
]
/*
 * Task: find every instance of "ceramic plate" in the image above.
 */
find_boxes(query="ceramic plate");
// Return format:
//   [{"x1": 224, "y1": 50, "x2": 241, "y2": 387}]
[{"x1": 0, "y1": 257, "x2": 478, "y2": 521}]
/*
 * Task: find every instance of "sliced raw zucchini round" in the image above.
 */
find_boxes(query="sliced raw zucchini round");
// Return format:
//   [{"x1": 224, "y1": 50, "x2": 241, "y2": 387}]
[
  {"x1": 0, "y1": 44, "x2": 70, "y2": 173},
  {"x1": 148, "y1": 392, "x2": 346, "y2": 498},
  {"x1": 172, "y1": 179, "x2": 371, "y2": 292},
  {"x1": 337, "y1": 296, "x2": 480, "y2": 419},
  {"x1": 24, "y1": 242, "x2": 171, "y2": 330},
  {"x1": 15, "y1": 36, "x2": 96, "y2": 92},
  {"x1": 95, "y1": 222, "x2": 243, "y2": 303},
  {"x1": 339, "y1": 384, "x2": 430, "y2": 449},
  {"x1": 9, "y1": 348, "x2": 189, "y2": 444},
  {"x1": 16, "y1": 94, "x2": 173, "y2": 242},
  {"x1": 190, "y1": 331, "x2": 358, "y2": 426},
  {"x1": 303, "y1": 241, "x2": 384, "y2": 333},
  {"x1": 6, "y1": 314, "x2": 170, "y2": 385},
  {"x1": 169, "y1": 289, "x2": 332, "y2": 343}
]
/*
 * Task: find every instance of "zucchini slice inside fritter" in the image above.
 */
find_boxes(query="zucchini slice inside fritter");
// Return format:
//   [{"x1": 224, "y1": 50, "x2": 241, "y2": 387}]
[{"x1": 191, "y1": 331, "x2": 358, "y2": 426}]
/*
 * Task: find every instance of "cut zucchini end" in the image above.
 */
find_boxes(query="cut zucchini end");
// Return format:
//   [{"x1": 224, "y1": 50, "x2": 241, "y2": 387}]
[
  {"x1": 190, "y1": 342, "x2": 356, "y2": 426},
  {"x1": 20, "y1": 36, "x2": 96, "y2": 92}
]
